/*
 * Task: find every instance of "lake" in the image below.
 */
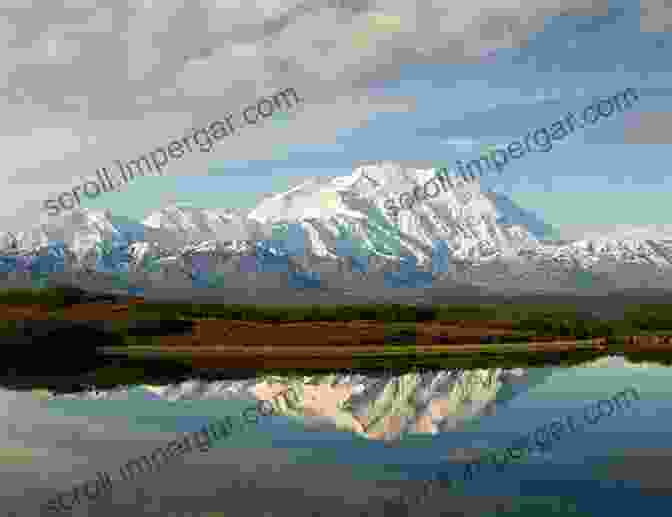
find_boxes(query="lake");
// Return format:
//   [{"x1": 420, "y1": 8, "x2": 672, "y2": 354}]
[{"x1": 0, "y1": 356, "x2": 668, "y2": 517}]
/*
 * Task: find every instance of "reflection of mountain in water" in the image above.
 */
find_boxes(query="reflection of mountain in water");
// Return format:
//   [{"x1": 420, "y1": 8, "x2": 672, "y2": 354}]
[{"x1": 45, "y1": 368, "x2": 554, "y2": 441}]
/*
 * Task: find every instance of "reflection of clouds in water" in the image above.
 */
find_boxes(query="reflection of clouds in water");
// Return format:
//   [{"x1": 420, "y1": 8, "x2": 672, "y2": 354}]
[
  {"x1": 0, "y1": 446, "x2": 35, "y2": 465},
  {"x1": 28, "y1": 368, "x2": 531, "y2": 449},
  {"x1": 0, "y1": 371, "x2": 551, "y2": 514},
  {"x1": 0, "y1": 389, "x2": 111, "y2": 499}
]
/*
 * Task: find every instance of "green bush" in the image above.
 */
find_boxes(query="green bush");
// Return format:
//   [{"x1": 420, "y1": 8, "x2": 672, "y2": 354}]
[
  {"x1": 629, "y1": 315, "x2": 672, "y2": 331},
  {"x1": 0, "y1": 287, "x2": 70, "y2": 308},
  {"x1": 49, "y1": 297, "x2": 671, "y2": 336}
]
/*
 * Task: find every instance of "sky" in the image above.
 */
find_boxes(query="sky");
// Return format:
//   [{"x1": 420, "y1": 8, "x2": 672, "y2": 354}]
[{"x1": 0, "y1": 0, "x2": 669, "y2": 237}]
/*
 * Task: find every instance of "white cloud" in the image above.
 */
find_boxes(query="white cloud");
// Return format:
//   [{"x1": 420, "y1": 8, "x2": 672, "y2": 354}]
[
  {"x1": 4, "y1": 128, "x2": 83, "y2": 178},
  {"x1": 640, "y1": 0, "x2": 672, "y2": 32},
  {"x1": 0, "y1": 0, "x2": 611, "y2": 233}
]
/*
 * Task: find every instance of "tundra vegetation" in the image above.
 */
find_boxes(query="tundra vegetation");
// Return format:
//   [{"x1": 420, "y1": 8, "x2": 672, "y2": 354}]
[
  {"x1": 1, "y1": 286, "x2": 672, "y2": 386},
  {"x1": 2, "y1": 286, "x2": 672, "y2": 337}
]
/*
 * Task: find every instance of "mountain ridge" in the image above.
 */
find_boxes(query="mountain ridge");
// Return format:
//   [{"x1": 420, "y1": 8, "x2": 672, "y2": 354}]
[{"x1": 1, "y1": 163, "x2": 671, "y2": 298}]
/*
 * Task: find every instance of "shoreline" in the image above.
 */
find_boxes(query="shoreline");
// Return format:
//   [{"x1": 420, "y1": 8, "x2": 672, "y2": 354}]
[{"x1": 1, "y1": 291, "x2": 671, "y2": 374}]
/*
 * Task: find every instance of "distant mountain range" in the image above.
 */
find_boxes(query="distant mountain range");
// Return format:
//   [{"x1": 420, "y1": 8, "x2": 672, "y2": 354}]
[{"x1": 1, "y1": 162, "x2": 671, "y2": 300}]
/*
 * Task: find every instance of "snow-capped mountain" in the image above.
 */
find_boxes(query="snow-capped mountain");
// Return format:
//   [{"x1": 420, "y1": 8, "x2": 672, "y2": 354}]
[{"x1": 1, "y1": 162, "x2": 671, "y2": 296}]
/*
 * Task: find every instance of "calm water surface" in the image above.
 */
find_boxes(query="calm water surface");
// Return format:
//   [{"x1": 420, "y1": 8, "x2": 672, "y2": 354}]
[{"x1": 1, "y1": 357, "x2": 669, "y2": 517}]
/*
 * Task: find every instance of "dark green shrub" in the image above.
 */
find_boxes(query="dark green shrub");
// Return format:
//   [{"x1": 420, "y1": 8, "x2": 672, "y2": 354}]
[
  {"x1": 415, "y1": 305, "x2": 437, "y2": 322},
  {"x1": 359, "y1": 308, "x2": 378, "y2": 320}
]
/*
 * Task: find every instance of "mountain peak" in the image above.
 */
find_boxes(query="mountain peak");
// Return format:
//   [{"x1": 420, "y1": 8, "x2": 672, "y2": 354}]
[{"x1": 2, "y1": 163, "x2": 672, "y2": 295}]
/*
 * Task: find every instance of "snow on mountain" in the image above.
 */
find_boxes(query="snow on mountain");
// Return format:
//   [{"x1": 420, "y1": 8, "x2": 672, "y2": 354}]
[
  {"x1": 9, "y1": 209, "x2": 124, "y2": 258},
  {"x1": 142, "y1": 205, "x2": 254, "y2": 244},
  {"x1": 557, "y1": 224, "x2": 672, "y2": 242},
  {"x1": 0, "y1": 162, "x2": 671, "y2": 292},
  {"x1": 533, "y1": 236, "x2": 672, "y2": 268},
  {"x1": 246, "y1": 161, "x2": 538, "y2": 264},
  {"x1": 0, "y1": 232, "x2": 17, "y2": 250}
]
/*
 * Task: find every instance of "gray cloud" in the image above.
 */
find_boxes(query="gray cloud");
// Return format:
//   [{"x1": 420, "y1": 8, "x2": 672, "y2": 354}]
[
  {"x1": 0, "y1": 0, "x2": 611, "y2": 232},
  {"x1": 624, "y1": 111, "x2": 672, "y2": 144}
]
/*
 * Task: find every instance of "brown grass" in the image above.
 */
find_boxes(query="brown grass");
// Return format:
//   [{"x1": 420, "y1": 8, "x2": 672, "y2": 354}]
[{"x1": 3, "y1": 299, "x2": 672, "y2": 359}]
